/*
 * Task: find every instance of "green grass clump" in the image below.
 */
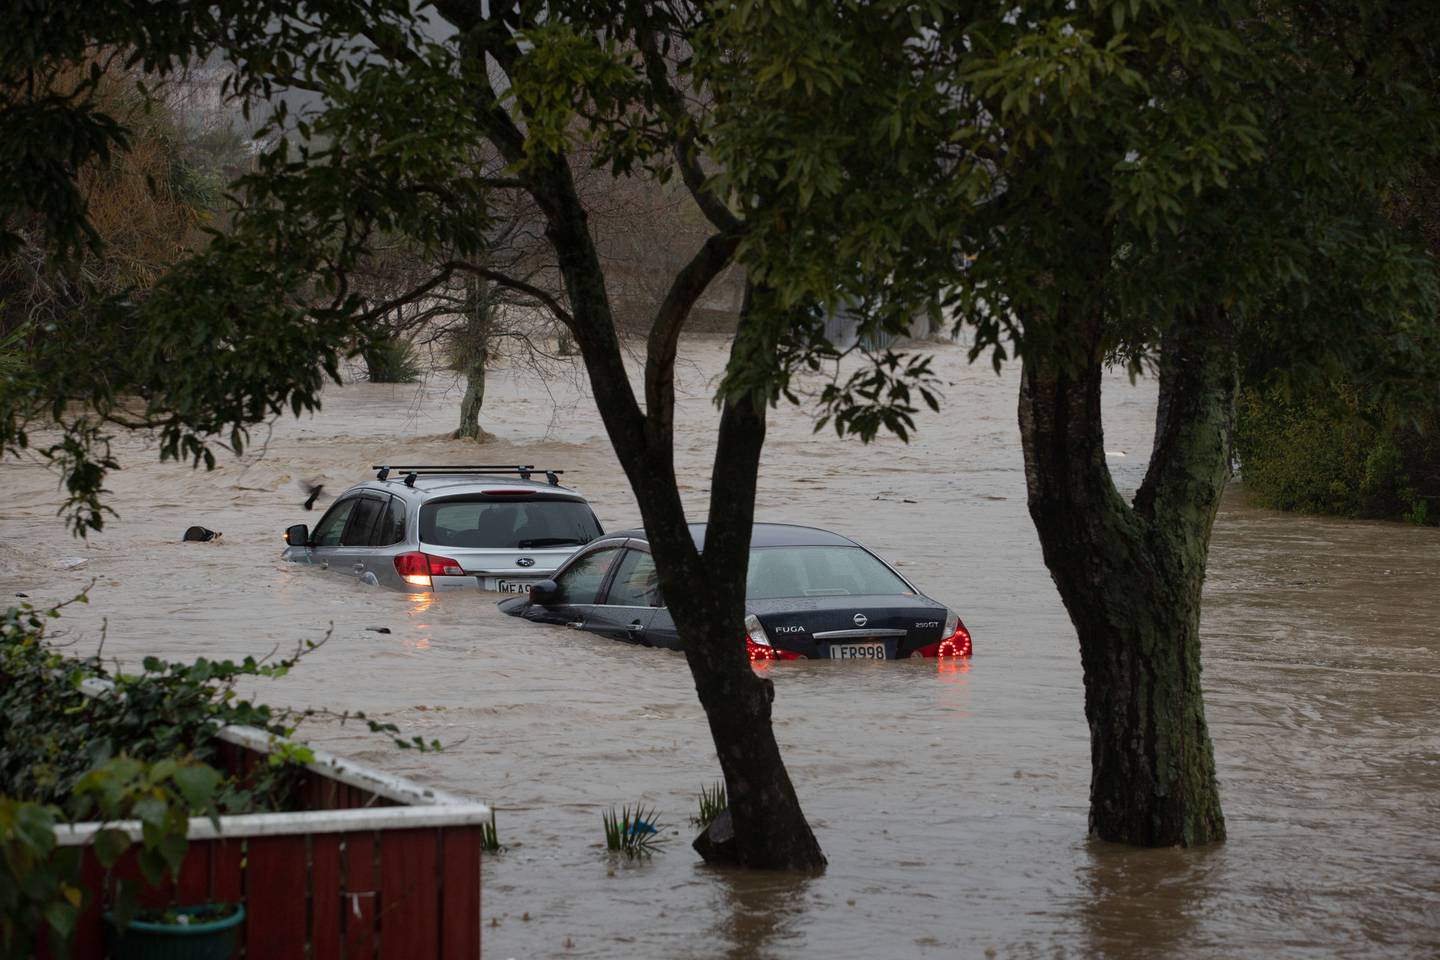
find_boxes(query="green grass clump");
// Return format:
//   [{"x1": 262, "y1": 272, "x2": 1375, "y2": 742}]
[
  {"x1": 603, "y1": 804, "x2": 665, "y2": 859},
  {"x1": 691, "y1": 781, "x2": 727, "y2": 828},
  {"x1": 480, "y1": 809, "x2": 501, "y2": 853}
]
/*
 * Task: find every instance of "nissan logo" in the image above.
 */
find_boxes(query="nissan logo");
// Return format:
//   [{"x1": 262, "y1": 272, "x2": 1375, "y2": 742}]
[
  {"x1": 852, "y1": 613, "x2": 868, "y2": 627},
  {"x1": 516, "y1": 557, "x2": 535, "y2": 568}
]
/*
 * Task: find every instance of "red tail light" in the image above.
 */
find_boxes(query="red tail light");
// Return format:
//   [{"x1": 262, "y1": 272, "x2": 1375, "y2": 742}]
[
  {"x1": 393, "y1": 551, "x2": 465, "y2": 587},
  {"x1": 938, "y1": 624, "x2": 973, "y2": 657},
  {"x1": 910, "y1": 617, "x2": 973, "y2": 658},
  {"x1": 744, "y1": 614, "x2": 802, "y2": 662},
  {"x1": 745, "y1": 636, "x2": 802, "y2": 661}
]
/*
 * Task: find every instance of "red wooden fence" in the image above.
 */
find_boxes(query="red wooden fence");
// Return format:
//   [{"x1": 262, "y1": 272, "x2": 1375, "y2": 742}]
[{"x1": 46, "y1": 725, "x2": 487, "y2": 959}]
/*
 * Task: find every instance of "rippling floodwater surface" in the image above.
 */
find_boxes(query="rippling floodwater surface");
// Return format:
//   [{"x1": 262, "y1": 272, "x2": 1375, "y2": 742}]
[{"x1": 2, "y1": 337, "x2": 1436, "y2": 959}]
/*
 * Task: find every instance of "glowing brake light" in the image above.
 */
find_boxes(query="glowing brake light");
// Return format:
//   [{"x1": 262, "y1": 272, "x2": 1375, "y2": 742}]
[
  {"x1": 909, "y1": 610, "x2": 973, "y2": 658},
  {"x1": 393, "y1": 551, "x2": 465, "y2": 588},
  {"x1": 744, "y1": 614, "x2": 801, "y2": 662}
]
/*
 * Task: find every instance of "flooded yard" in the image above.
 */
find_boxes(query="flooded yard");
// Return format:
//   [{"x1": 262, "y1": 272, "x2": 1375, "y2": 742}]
[{"x1": 3, "y1": 336, "x2": 1436, "y2": 958}]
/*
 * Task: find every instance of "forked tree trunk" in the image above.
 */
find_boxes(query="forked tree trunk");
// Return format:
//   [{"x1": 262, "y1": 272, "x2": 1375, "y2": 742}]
[
  {"x1": 535, "y1": 173, "x2": 825, "y2": 869},
  {"x1": 1018, "y1": 305, "x2": 1232, "y2": 846},
  {"x1": 440, "y1": 0, "x2": 826, "y2": 870}
]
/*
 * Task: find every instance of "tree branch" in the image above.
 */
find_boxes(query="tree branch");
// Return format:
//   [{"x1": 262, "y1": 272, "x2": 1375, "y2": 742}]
[
  {"x1": 644, "y1": 232, "x2": 738, "y2": 440},
  {"x1": 635, "y1": 20, "x2": 742, "y2": 234},
  {"x1": 445, "y1": 260, "x2": 574, "y2": 327}
]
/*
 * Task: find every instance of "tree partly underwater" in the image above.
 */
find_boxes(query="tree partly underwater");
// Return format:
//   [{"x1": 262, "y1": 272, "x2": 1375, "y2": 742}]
[{"x1": 699, "y1": 0, "x2": 1440, "y2": 846}]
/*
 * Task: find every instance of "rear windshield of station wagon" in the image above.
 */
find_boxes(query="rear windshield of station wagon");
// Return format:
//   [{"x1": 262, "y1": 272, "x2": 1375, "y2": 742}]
[{"x1": 419, "y1": 497, "x2": 603, "y2": 550}]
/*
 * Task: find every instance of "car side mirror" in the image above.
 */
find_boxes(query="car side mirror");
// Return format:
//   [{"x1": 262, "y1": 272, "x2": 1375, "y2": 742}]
[
  {"x1": 529, "y1": 580, "x2": 559, "y2": 603},
  {"x1": 284, "y1": 524, "x2": 311, "y2": 547}
]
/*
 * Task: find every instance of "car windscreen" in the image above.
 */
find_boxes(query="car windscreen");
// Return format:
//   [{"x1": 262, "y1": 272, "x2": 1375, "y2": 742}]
[
  {"x1": 419, "y1": 497, "x2": 602, "y2": 550},
  {"x1": 745, "y1": 545, "x2": 912, "y2": 599}
]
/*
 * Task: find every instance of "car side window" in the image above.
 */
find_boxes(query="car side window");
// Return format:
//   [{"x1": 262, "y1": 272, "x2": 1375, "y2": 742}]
[
  {"x1": 342, "y1": 497, "x2": 387, "y2": 547},
  {"x1": 605, "y1": 550, "x2": 662, "y2": 607},
  {"x1": 312, "y1": 498, "x2": 357, "y2": 548},
  {"x1": 553, "y1": 548, "x2": 620, "y2": 605},
  {"x1": 377, "y1": 496, "x2": 407, "y2": 546}
]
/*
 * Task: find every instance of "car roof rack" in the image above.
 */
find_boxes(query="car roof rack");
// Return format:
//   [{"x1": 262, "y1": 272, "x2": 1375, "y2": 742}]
[{"x1": 372, "y1": 465, "x2": 567, "y2": 486}]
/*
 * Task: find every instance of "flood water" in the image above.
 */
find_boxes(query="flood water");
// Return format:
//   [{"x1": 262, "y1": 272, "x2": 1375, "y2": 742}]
[{"x1": 2, "y1": 336, "x2": 1437, "y2": 959}]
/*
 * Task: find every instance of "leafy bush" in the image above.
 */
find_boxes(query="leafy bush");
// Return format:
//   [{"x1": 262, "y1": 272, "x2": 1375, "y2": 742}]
[
  {"x1": 1235, "y1": 382, "x2": 1440, "y2": 524},
  {"x1": 2, "y1": 599, "x2": 300, "y2": 812},
  {"x1": 0, "y1": 596, "x2": 441, "y2": 955}
]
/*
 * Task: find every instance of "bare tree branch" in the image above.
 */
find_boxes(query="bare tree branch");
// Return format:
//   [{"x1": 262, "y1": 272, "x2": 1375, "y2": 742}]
[{"x1": 446, "y1": 259, "x2": 575, "y2": 327}]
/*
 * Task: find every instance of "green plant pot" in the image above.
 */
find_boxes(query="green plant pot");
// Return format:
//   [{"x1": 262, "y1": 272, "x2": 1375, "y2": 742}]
[{"x1": 104, "y1": 903, "x2": 244, "y2": 960}]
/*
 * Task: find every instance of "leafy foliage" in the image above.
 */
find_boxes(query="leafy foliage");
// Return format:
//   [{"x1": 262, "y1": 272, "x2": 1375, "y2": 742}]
[
  {"x1": 699, "y1": 0, "x2": 1440, "y2": 403},
  {"x1": 0, "y1": 797, "x2": 82, "y2": 957},
  {"x1": 0, "y1": 599, "x2": 438, "y2": 812},
  {"x1": 1236, "y1": 383, "x2": 1440, "y2": 524},
  {"x1": 1, "y1": 596, "x2": 441, "y2": 954}
]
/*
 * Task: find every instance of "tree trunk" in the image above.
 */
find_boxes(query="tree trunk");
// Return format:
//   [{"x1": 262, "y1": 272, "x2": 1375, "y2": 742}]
[
  {"x1": 533, "y1": 170, "x2": 825, "y2": 869},
  {"x1": 1017, "y1": 305, "x2": 1231, "y2": 847},
  {"x1": 664, "y1": 323, "x2": 826, "y2": 870},
  {"x1": 454, "y1": 278, "x2": 492, "y2": 440}
]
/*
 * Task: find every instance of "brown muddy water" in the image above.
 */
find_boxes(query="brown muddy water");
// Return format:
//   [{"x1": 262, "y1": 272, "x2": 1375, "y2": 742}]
[{"x1": 2, "y1": 336, "x2": 1437, "y2": 959}]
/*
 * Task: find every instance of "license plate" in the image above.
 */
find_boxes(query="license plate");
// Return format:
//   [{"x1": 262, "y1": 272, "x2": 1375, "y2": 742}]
[
  {"x1": 486, "y1": 578, "x2": 539, "y2": 593},
  {"x1": 829, "y1": 641, "x2": 887, "y2": 660}
]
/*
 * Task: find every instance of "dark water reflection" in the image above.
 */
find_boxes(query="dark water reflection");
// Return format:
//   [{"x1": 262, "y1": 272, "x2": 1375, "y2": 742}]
[
  {"x1": 2, "y1": 338, "x2": 1437, "y2": 958},
  {"x1": 1080, "y1": 843, "x2": 1217, "y2": 960},
  {"x1": 697, "y1": 868, "x2": 814, "y2": 960}
]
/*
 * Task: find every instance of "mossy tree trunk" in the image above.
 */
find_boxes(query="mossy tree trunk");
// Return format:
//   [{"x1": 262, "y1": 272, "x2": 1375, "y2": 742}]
[
  {"x1": 1018, "y1": 304, "x2": 1232, "y2": 847},
  {"x1": 454, "y1": 277, "x2": 492, "y2": 441}
]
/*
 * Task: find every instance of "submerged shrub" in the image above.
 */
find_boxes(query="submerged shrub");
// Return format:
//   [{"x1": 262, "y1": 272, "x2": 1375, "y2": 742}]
[
  {"x1": 361, "y1": 336, "x2": 423, "y2": 383},
  {"x1": 603, "y1": 804, "x2": 665, "y2": 859}
]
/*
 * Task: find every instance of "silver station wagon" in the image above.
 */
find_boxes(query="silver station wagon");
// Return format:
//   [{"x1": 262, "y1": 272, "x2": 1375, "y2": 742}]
[{"x1": 281, "y1": 465, "x2": 603, "y2": 593}]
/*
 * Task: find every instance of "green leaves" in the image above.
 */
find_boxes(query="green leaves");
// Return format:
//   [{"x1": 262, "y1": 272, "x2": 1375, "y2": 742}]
[
  {"x1": 815, "y1": 351, "x2": 941, "y2": 444},
  {"x1": 1, "y1": 796, "x2": 82, "y2": 956},
  {"x1": 172, "y1": 765, "x2": 222, "y2": 812},
  {"x1": 91, "y1": 828, "x2": 129, "y2": 869}
]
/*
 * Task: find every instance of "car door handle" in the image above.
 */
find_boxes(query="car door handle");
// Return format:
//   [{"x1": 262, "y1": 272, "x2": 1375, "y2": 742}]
[
  {"x1": 566, "y1": 621, "x2": 584, "y2": 630},
  {"x1": 352, "y1": 563, "x2": 365, "y2": 572},
  {"x1": 626, "y1": 621, "x2": 646, "y2": 636}
]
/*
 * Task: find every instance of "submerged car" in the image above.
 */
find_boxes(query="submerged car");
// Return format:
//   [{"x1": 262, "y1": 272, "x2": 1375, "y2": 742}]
[
  {"x1": 498, "y1": 523, "x2": 973, "y2": 660},
  {"x1": 281, "y1": 465, "x2": 603, "y2": 593}
]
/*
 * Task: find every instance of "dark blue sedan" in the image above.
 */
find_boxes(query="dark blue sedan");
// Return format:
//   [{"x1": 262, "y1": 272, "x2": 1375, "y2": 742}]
[{"x1": 497, "y1": 523, "x2": 972, "y2": 661}]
